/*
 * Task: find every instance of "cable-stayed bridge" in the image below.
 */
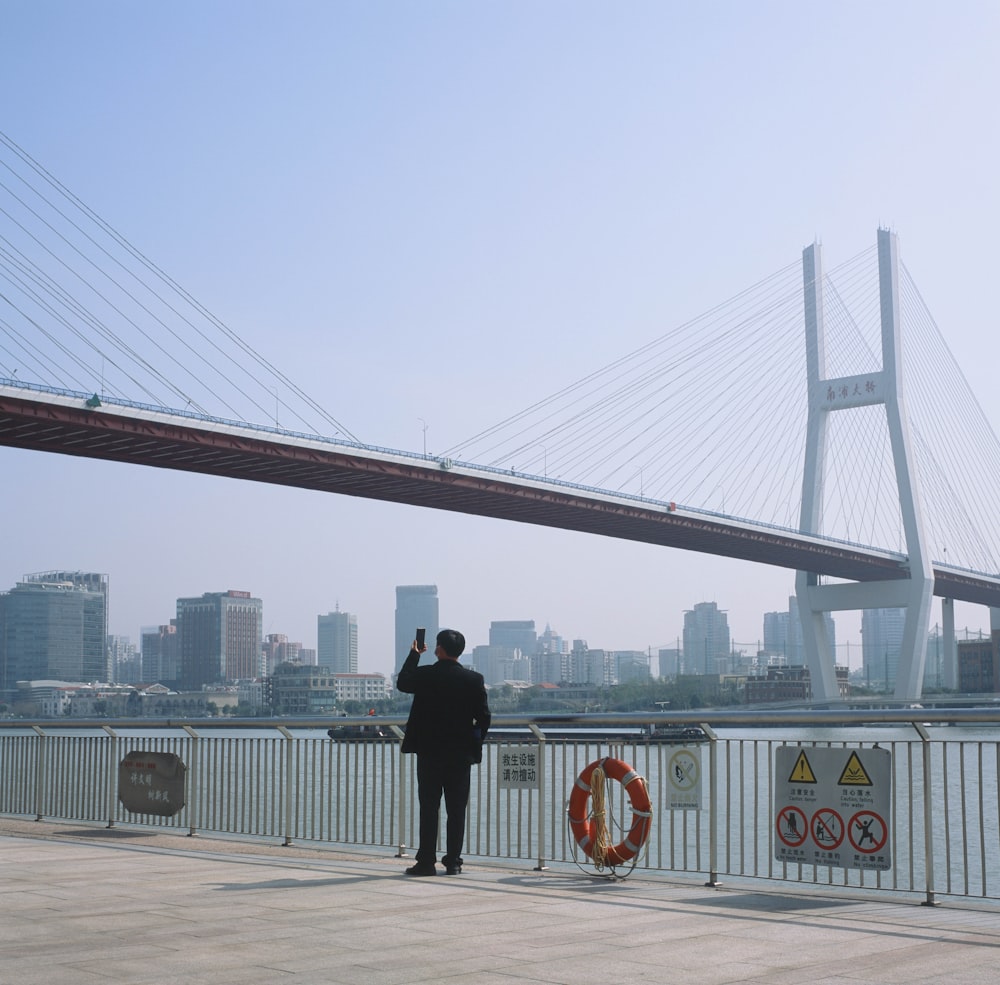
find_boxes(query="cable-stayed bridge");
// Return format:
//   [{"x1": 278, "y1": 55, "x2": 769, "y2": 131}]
[{"x1": 3, "y1": 133, "x2": 1000, "y2": 700}]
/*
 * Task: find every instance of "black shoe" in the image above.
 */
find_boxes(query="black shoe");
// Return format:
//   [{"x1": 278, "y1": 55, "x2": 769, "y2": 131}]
[
  {"x1": 444, "y1": 863, "x2": 462, "y2": 875},
  {"x1": 405, "y1": 863, "x2": 437, "y2": 877}
]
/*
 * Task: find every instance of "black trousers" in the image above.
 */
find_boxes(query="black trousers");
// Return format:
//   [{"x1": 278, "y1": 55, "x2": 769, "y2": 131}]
[{"x1": 415, "y1": 754, "x2": 471, "y2": 866}]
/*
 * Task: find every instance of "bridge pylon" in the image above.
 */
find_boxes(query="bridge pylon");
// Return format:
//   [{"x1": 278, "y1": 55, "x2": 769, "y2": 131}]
[{"x1": 795, "y1": 229, "x2": 934, "y2": 702}]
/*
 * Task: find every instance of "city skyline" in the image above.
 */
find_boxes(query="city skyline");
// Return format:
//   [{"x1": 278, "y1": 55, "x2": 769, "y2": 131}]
[
  {"x1": 3, "y1": 5, "x2": 999, "y2": 682},
  {"x1": 3, "y1": 567, "x2": 984, "y2": 694},
  {"x1": 4, "y1": 564, "x2": 993, "y2": 683}
]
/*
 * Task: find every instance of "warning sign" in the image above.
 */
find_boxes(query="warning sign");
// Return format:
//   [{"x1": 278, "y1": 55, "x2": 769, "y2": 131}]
[
  {"x1": 666, "y1": 747, "x2": 702, "y2": 811},
  {"x1": 848, "y1": 810, "x2": 887, "y2": 854},
  {"x1": 774, "y1": 746, "x2": 891, "y2": 871},
  {"x1": 776, "y1": 805, "x2": 808, "y2": 847},
  {"x1": 788, "y1": 750, "x2": 817, "y2": 784},
  {"x1": 811, "y1": 808, "x2": 845, "y2": 851},
  {"x1": 838, "y1": 751, "x2": 872, "y2": 786}
]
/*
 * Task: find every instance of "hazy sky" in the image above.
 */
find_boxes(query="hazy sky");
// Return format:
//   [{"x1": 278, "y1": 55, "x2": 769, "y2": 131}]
[{"x1": 3, "y1": 2, "x2": 999, "y2": 677}]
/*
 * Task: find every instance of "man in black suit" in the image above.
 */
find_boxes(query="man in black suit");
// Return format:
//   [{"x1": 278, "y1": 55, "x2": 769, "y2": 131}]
[{"x1": 397, "y1": 628, "x2": 491, "y2": 876}]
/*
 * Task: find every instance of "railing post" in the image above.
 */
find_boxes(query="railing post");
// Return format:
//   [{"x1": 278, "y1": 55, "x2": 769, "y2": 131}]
[
  {"x1": 529, "y1": 724, "x2": 548, "y2": 870},
  {"x1": 31, "y1": 725, "x2": 46, "y2": 821},
  {"x1": 703, "y1": 723, "x2": 721, "y2": 887},
  {"x1": 277, "y1": 726, "x2": 295, "y2": 846},
  {"x1": 913, "y1": 723, "x2": 939, "y2": 906},
  {"x1": 389, "y1": 725, "x2": 408, "y2": 857},
  {"x1": 101, "y1": 725, "x2": 118, "y2": 828},
  {"x1": 182, "y1": 725, "x2": 199, "y2": 837}
]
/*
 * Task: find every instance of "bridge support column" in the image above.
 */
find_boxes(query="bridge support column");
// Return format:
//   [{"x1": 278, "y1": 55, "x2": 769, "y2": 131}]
[
  {"x1": 941, "y1": 598, "x2": 956, "y2": 689},
  {"x1": 796, "y1": 230, "x2": 933, "y2": 702}
]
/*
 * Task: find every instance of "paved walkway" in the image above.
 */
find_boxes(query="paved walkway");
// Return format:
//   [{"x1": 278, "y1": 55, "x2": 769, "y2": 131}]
[{"x1": 2, "y1": 818, "x2": 998, "y2": 985}]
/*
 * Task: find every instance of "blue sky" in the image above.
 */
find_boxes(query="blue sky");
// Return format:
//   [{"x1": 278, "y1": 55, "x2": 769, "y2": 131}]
[{"x1": 3, "y1": 2, "x2": 999, "y2": 676}]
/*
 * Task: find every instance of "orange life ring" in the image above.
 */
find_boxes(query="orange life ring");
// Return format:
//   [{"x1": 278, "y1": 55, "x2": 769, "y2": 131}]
[{"x1": 567, "y1": 757, "x2": 652, "y2": 866}]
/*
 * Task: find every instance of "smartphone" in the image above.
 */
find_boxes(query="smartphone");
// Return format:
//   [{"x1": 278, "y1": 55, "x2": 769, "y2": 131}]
[{"x1": 415, "y1": 627, "x2": 426, "y2": 648}]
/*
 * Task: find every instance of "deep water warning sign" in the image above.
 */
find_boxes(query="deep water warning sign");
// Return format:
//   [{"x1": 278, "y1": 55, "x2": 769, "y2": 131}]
[{"x1": 774, "y1": 745, "x2": 891, "y2": 871}]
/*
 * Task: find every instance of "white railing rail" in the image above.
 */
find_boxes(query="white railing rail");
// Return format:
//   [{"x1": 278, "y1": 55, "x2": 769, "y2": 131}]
[{"x1": 2, "y1": 710, "x2": 999, "y2": 906}]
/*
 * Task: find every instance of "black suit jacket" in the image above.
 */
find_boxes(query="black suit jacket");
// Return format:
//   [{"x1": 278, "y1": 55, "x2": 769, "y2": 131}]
[{"x1": 397, "y1": 650, "x2": 491, "y2": 764}]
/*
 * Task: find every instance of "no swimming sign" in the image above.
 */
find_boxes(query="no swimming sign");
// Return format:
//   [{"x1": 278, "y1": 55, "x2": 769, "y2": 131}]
[{"x1": 774, "y1": 745, "x2": 891, "y2": 871}]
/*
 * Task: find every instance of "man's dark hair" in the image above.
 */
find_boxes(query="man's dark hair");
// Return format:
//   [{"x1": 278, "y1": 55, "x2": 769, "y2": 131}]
[{"x1": 436, "y1": 629, "x2": 465, "y2": 658}]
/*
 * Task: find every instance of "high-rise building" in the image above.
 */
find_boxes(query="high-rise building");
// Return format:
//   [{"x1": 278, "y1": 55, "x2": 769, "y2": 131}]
[
  {"x1": 616, "y1": 650, "x2": 649, "y2": 684},
  {"x1": 683, "y1": 601, "x2": 730, "y2": 676},
  {"x1": 0, "y1": 571, "x2": 108, "y2": 692},
  {"x1": 532, "y1": 624, "x2": 566, "y2": 684},
  {"x1": 176, "y1": 590, "x2": 262, "y2": 689},
  {"x1": 764, "y1": 597, "x2": 835, "y2": 664},
  {"x1": 394, "y1": 585, "x2": 438, "y2": 674},
  {"x1": 108, "y1": 634, "x2": 140, "y2": 683},
  {"x1": 567, "y1": 640, "x2": 612, "y2": 686},
  {"x1": 141, "y1": 622, "x2": 179, "y2": 686},
  {"x1": 318, "y1": 609, "x2": 358, "y2": 674},
  {"x1": 490, "y1": 620, "x2": 537, "y2": 652},
  {"x1": 262, "y1": 634, "x2": 304, "y2": 677},
  {"x1": 861, "y1": 607, "x2": 906, "y2": 691},
  {"x1": 658, "y1": 647, "x2": 682, "y2": 678},
  {"x1": 469, "y1": 645, "x2": 518, "y2": 686},
  {"x1": 763, "y1": 610, "x2": 791, "y2": 659}
]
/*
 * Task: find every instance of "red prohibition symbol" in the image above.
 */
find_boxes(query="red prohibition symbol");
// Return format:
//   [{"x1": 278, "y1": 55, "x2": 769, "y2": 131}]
[
  {"x1": 810, "y1": 807, "x2": 845, "y2": 851},
  {"x1": 848, "y1": 810, "x2": 887, "y2": 854},
  {"x1": 776, "y1": 805, "x2": 808, "y2": 847}
]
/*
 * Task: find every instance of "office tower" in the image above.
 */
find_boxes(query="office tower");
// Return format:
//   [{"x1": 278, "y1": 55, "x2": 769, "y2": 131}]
[
  {"x1": 317, "y1": 609, "x2": 358, "y2": 674},
  {"x1": 470, "y1": 644, "x2": 524, "y2": 686},
  {"x1": 566, "y1": 639, "x2": 587, "y2": 684},
  {"x1": 861, "y1": 607, "x2": 906, "y2": 691},
  {"x1": 394, "y1": 585, "x2": 438, "y2": 674},
  {"x1": 658, "y1": 647, "x2": 682, "y2": 678},
  {"x1": 141, "y1": 622, "x2": 179, "y2": 685},
  {"x1": 262, "y1": 634, "x2": 305, "y2": 676},
  {"x1": 683, "y1": 601, "x2": 730, "y2": 676},
  {"x1": 925, "y1": 626, "x2": 947, "y2": 691},
  {"x1": 489, "y1": 620, "x2": 537, "y2": 652},
  {"x1": 483, "y1": 620, "x2": 536, "y2": 684},
  {"x1": 772, "y1": 596, "x2": 835, "y2": 664},
  {"x1": 567, "y1": 640, "x2": 612, "y2": 686},
  {"x1": 763, "y1": 610, "x2": 791, "y2": 660},
  {"x1": 108, "y1": 635, "x2": 140, "y2": 683},
  {"x1": 176, "y1": 590, "x2": 262, "y2": 689},
  {"x1": 616, "y1": 650, "x2": 650, "y2": 684},
  {"x1": 0, "y1": 571, "x2": 109, "y2": 691},
  {"x1": 533, "y1": 624, "x2": 566, "y2": 684}
]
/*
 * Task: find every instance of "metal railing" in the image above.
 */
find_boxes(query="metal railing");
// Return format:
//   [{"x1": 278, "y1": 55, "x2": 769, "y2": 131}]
[{"x1": 2, "y1": 710, "x2": 999, "y2": 905}]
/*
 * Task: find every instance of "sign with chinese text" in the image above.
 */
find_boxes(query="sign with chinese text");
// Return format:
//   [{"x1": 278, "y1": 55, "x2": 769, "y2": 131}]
[
  {"x1": 497, "y1": 746, "x2": 540, "y2": 789},
  {"x1": 774, "y1": 745, "x2": 891, "y2": 871},
  {"x1": 118, "y1": 750, "x2": 187, "y2": 817}
]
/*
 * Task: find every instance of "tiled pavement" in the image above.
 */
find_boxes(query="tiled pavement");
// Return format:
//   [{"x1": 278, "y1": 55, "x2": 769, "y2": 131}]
[{"x1": 1, "y1": 818, "x2": 998, "y2": 985}]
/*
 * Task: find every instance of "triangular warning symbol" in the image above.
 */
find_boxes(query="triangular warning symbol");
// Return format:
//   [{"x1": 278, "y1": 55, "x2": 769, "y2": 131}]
[
  {"x1": 838, "y1": 751, "x2": 873, "y2": 786},
  {"x1": 788, "y1": 750, "x2": 817, "y2": 784}
]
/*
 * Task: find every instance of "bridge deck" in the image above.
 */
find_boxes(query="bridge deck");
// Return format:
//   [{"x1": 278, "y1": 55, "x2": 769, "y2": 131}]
[{"x1": 3, "y1": 386, "x2": 998, "y2": 605}]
